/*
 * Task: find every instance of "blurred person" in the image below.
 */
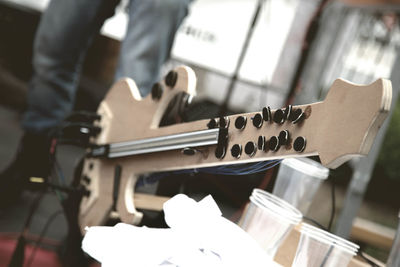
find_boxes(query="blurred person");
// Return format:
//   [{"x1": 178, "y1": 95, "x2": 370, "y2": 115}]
[{"x1": 0, "y1": 0, "x2": 192, "y2": 206}]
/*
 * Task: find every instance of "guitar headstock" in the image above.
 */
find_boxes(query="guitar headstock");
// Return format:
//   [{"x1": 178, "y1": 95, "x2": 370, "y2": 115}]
[
  {"x1": 204, "y1": 78, "x2": 392, "y2": 169},
  {"x1": 310, "y1": 78, "x2": 391, "y2": 168}
]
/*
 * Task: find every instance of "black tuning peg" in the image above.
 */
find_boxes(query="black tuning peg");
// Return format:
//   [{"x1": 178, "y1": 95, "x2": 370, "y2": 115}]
[
  {"x1": 207, "y1": 118, "x2": 218, "y2": 129},
  {"x1": 289, "y1": 108, "x2": 305, "y2": 124},
  {"x1": 268, "y1": 136, "x2": 280, "y2": 152},
  {"x1": 235, "y1": 116, "x2": 247, "y2": 130},
  {"x1": 293, "y1": 136, "x2": 306, "y2": 152},
  {"x1": 293, "y1": 112, "x2": 305, "y2": 124},
  {"x1": 231, "y1": 144, "x2": 242, "y2": 159},
  {"x1": 262, "y1": 106, "x2": 272, "y2": 122},
  {"x1": 165, "y1": 70, "x2": 178, "y2": 88},
  {"x1": 151, "y1": 83, "x2": 163, "y2": 100},
  {"x1": 273, "y1": 109, "x2": 285, "y2": 124},
  {"x1": 245, "y1": 141, "x2": 257, "y2": 157},
  {"x1": 252, "y1": 113, "x2": 263, "y2": 128},
  {"x1": 257, "y1": 135, "x2": 266, "y2": 151},
  {"x1": 284, "y1": 105, "x2": 292, "y2": 120},
  {"x1": 215, "y1": 146, "x2": 226, "y2": 159},
  {"x1": 278, "y1": 130, "x2": 290, "y2": 146}
]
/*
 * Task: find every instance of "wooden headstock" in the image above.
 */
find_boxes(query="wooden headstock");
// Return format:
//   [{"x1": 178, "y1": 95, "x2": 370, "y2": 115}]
[
  {"x1": 308, "y1": 78, "x2": 391, "y2": 168},
  {"x1": 78, "y1": 66, "x2": 391, "y2": 231}
]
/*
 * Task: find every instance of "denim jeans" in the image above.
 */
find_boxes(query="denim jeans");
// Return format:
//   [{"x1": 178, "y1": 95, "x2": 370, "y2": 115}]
[{"x1": 22, "y1": 0, "x2": 191, "y2": 134}]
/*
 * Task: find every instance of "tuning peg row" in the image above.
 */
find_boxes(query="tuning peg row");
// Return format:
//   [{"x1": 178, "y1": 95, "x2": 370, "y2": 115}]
[
  {"x1": 228, "y1": 131, "x2": 307, "y2": 159},
  {"x1": 261, "y1": 105, "x2": 305, "y2": 125},
  {"x1": 231, "y1": 106, "x2": 306, "y2": 131}
]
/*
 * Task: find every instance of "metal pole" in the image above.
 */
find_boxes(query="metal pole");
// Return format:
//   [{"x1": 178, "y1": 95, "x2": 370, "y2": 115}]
[
  {"x1": 335, "y1": 52, "x2": 400, "y2": 238},
  {"x1": 219, "y1": 0, "x2": 265, "y2": 116}
]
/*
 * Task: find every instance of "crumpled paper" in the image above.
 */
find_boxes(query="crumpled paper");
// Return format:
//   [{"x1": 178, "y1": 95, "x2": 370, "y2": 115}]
[{"x1": 82, "y1": 194, "x2": 282, "y2": 267}]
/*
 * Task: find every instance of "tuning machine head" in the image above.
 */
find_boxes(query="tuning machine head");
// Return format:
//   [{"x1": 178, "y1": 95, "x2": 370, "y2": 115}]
[
  {"x1": 284, "y1": 105, "x2": 292, "y2": 120},
  {"x1": 257, "y1": 135, "x2": 266, "y2": 151},
  {"x1": 252, "y1": 113, "x2": 263, "y2": 128},
  {"x1": 165, "y1": 70, "x2": 178, "y2": 88},
  {"x1": 235, "y1": 116, "x2": 247, "y2": 130},
  {"x1": 207, "y1": 118, "x2": 218, "y2": 129},
  {"x1": 289, "y1": 108, "x2": 305, "y2": 124},
  {"x1": 262, "y1": 106, "x2": 272, "y2": 122},
  {"x1": 273, "y1": 109, "x2": 286, "y2": 124},
  {"x1": 245, "y1": 141, "x2": 257, "y2": 157},
  {"x1": 151, "y1": 82, "x2": 163, "y2": 100},
  {"x1": 278, "y1": 130, "x2": 290, "y2": 146},
  {"x1": 294, "y1": 136, "x2": 306, "y2": 152},
  {"x1": 268, "y1": 136, "x2": 280, "y2": 152},
  {"x1": 231, "y1": 144, "x2": 242, "y2": 158}
]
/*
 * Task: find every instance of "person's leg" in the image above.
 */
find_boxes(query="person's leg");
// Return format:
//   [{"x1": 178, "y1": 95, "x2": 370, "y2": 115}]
[
  {"x1": 115, "y1": 0, "x2": 192, "y2": 96},
  {"x1": 22, "y1": 0, "x2": 120, "y2": 134},
  {"x1": 0, "y1": 0, "x2": 120, "y2": 207}
]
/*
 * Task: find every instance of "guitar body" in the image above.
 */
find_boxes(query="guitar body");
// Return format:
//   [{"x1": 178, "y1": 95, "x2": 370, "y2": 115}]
[
  {"x1": 79, "y1": 66, "x2": 197, "y2": 229},
  {"x1": 78, "y1": 66, "x2": 392, "y2": 232}
]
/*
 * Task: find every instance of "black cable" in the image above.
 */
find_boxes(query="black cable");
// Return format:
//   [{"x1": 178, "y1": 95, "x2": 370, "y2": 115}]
[
  {"x1": 64, "y1": 111, "x2": 101, "y2": 123},
  {"x1": 25, "y1": 210, "x2": 63, "y2": 267},
  {"x1": 327, "y1": 176, "x2": 336, "y2": 231},
  {"x1": 284, "y1": 0, "x2": 332, "y2": 106},
  {"x1": 303, "y1": 216, "x2": 328, "y2": 231},
  {"x1": 317, "y1": 176, "x2": 337, "y2": 267},
  {"x1": 21, "y1": 193, "x2": 45, "y2": 234},
  {"x1": 219, "y1": 0, "x2": 265, "y2": 116},
  {"x1": 358, "y1": 250, "x2": 380, "y2": 267},
  {"x1": 9, "y1": 192, "x2": 45, "y2": 267}
]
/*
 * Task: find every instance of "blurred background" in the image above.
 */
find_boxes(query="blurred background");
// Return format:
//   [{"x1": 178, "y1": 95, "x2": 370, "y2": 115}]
[{"x1": 0, "y1": 0, "x2": 399, "y2": 266}]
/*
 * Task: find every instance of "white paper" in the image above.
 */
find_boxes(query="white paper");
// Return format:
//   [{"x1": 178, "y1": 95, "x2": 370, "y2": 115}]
[{"x1": 82, "y1": 194, "x2": 282, "y2": 267}]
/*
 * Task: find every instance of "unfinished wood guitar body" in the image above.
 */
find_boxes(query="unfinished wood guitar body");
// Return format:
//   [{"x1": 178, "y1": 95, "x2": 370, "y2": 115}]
[
  {"x1": 79, "y1": 66, "x2": 197, "y2": 229},
  {"x1": 78, "y1": 66, "x2": 391, "y2": 232}
]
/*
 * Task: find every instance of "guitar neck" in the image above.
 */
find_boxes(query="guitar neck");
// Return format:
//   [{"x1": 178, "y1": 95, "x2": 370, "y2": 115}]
[{"x1": 97, "y1": 102, "x2": 318, "y2": 175}]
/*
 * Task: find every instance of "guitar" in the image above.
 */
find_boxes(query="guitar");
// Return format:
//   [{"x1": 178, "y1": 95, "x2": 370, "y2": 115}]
[{"x1": 78, "y1": 66, "x2": 392, "y2": 232}]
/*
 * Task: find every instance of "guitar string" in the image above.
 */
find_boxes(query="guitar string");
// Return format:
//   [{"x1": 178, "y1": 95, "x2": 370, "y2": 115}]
[{"x1": 137, "y1": 160, "x2": 282, "y2": 187}]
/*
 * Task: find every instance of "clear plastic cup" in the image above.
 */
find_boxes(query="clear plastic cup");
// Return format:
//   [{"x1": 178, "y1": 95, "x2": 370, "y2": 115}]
[
  {"x1": 240, "y1": 189, "x2": 303, "y2": 257},
  {"x1": 273, "y1": 158, "x2": 329, "y2": 214},
  {"x1": 292, "y1": 223, "x2": 359, "y2": 267}
]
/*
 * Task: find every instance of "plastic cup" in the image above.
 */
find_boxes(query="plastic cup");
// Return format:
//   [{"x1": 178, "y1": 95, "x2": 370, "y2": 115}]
[
  {"x1": 292, "y1": 223, "x2": 359, "y2": 267},
  {"x1": 240, "y1": 189, "x2": 303, "y2": 257},
  {"x1": 273, "y1": 158, "x2": 329, "y2": 214}
]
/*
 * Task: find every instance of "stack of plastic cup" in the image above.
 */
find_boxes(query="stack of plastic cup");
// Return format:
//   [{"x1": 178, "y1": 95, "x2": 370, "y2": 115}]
[
  {"x1": 292, "y1": 223, "x2": 359, "y2": 267},
  {"x1": 273, "y1": 158, "x2": 329, "y2": 214},
  {"x1": 240, "y1": 189, "x2": 303, "y2": 258}
]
